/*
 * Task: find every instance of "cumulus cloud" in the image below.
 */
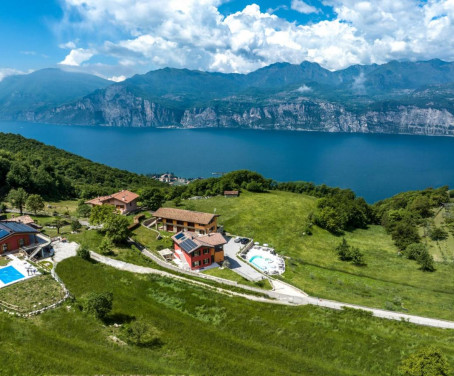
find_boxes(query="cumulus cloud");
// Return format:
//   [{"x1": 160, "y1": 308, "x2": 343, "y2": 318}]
[
  {"x1": 296, "y1": 85, "x2": 312, "y2": 93},
  {"x1": 59, "y1": 41, "x2": 77, "y2": 49},
  {"x1": 59, "y1": 48, "x2": 94, "y2": 66},
  {"x1": 108, "y1": 75, "x2": 127, "y2": 82},
  {"x1": 291, "y1": 0, "x2": 320, "y2": 14},
  {"x1": 0, "y1": 68, "x2": 28, "y2": 82},
  {"x1": 58, "y1": 0, "x2": 454, "y2": 74}
]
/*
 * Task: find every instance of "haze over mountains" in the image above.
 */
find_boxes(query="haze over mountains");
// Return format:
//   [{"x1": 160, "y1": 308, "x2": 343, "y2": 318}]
[{"x1": 1, "y1": 60, "x2": 454, "y2": 136}]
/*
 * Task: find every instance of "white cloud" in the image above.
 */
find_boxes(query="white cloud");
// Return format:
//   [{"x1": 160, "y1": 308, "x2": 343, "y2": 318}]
[
  {"x1": 59, "y1": 41, "x2": 77, "y2": 49},
  {"x1": 291, "y1": 0, "x2": 320, "y2": 14},
  {"x1": 59, "y1": 48, "x2": 94, "y2": 66},
  {"x1": 58, "y1": 0, "x2": 454, "y2": 74},
  {"x1": 296, "y1": 85, "x2": 312, "y2": 93},
  {"x1": 0, "y1": 68, "x2": 28, "y2": 82},
  {"x1": 108, "y1": 75, "x2": 127, "y2": 82}
]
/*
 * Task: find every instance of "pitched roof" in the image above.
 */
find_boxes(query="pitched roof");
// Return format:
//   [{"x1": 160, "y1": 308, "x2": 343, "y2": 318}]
[
  {"x1": 5, "y1": 215, "x2": 35, "y2": 225},
  {"x1": 154, "y1": 208, "x2": 218, "y2": 225},
  {"x1": 0, "y1": 222, "x2": 38, "y2": 241},
  {"x1": 86, "y1": 190, "x2": 139, "y2": 205},
  {"x1": 172, "y1": 231, "x2": 227, "y2": 254},
  {"x1": 224, "y1": 190, "x2": 239, "y2": 195}
]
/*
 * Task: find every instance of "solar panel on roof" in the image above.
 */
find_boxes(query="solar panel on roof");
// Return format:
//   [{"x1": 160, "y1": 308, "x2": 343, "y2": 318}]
[
  {"x1": 180, "y1": 239, "x2": 198, "y2": 253},
  {"x1": 0, "y1": 229, "x2": 10, "y2": 240},
  {"x1": 0, "y1": 222, "x2": 37, "y2": 233},
  {"x1": 175, "y1": 233, "x2": 185, "y2": 240}
]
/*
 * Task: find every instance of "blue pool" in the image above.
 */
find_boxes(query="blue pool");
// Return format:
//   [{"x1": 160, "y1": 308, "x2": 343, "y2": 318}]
[
  {"x1": 0, "y1": 266, "x2": 25, "y2": 285},
  {"x1": 249, "y1": 255, "x2": 272, "y2": 271}
]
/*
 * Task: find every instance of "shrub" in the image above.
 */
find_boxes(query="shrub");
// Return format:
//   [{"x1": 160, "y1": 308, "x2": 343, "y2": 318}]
[
  {"x1": 81, "y1": 292, "x2": 113, "y2": 320},
  {"x1": 399, "y1": 346, "x2": 449, "y2": 376},
  {"x1": 429, "y1": 226, "x2": 448, "y2": 241},
  {"x1": 98, "y1": 236, "x2": 114, "y2": 255},
  {"x1": 77, "y1": 247, "x2": 91, "y2": 261},
  {"x1": 335, "y1": 239, "x2": 366, "y2": 266},
  {"x1": 71, "y1": 220, "x2": 82, "y2": 232},
  {"x1": 122, "y1": 319, "x2": 161, "y2": 347}
]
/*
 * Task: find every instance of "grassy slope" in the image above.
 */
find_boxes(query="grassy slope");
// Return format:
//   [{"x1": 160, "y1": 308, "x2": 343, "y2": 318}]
[
  {"x1": 2, "y1": 256, "x2": 452, "y2": 375},
  {"x1": 176, "y1": 191, "x2": 454, "y2": 320}
]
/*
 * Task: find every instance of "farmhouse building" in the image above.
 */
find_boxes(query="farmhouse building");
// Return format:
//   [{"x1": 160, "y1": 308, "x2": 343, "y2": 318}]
[
  {"x1": 172, "y1": 231, "x2": 226, "y2": 270},
  {"x1": 0, "y1": 222, "x2": 39, "y2": 254},
  {"x1": 86, "y1": 190, "x2": 139, "y2": 214},
  {"x1": 153, "y1": 207, "x2": 219, "y2": 234},
  {"x1": 224, "y1": 190, "x2": 239, "y2": 197}
]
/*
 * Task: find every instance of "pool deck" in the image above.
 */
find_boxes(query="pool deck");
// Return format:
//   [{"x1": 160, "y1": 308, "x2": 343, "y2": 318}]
[
  {"x1": 223, "y1": 237, "x2": 264, "y2": 282},
  {"x1": 0, "y1": 255, "x2": 40, "y2": 289}
]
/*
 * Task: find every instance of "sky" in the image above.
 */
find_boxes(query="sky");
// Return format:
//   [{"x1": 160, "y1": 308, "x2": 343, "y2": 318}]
[{"x1": 1, "y1": 0, "x2": 454, "y2": 81}]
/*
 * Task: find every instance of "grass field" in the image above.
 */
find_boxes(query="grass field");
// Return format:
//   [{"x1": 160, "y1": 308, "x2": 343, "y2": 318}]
[
  {"x1": 0, "y1": 275, "x2": 65, "y2": 312},
  {"x1": 175, "y1": 191, "x2": 454, "y2": 320},
  {"x1": 0, "y1": 256, "x2": 450, "y2": 375}
]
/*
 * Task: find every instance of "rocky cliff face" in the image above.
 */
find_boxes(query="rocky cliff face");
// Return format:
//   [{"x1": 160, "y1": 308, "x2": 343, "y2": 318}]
[{"x1": 26, "y1": 87, "x2": 454, "y2": 136}]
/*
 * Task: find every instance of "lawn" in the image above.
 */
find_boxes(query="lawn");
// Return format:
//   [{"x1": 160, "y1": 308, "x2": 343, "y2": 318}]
[
  {"x1": 203, "y1": 266, "x2": 273, "y2": 290},
  {"x1": 174, "y1": 191, "x2": 454, "y2": 320},
  {"x1": 0, "y1": 256, "x2": 448, "y2": 375},
  {"x1": 0, "y1": 274, "x2": 65, "y2": 312}
]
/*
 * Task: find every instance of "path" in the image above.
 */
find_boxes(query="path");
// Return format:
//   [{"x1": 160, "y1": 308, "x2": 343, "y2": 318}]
[
  {"x1": 91, "y1": 250, "x2": 454, "y2": 329},
  {"x1": 223, "y1": 237, "x2": 264, "y2": 282}
]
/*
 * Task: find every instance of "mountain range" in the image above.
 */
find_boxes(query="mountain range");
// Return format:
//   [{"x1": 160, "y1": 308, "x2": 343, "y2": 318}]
[{"x1": 1, "y1": 60, "x2": 454, "y2": 136}]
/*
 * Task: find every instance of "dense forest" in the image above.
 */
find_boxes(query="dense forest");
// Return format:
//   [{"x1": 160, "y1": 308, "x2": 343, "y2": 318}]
[{"x1": 0, "y1": 133, "x2": 165, "y2": 199}]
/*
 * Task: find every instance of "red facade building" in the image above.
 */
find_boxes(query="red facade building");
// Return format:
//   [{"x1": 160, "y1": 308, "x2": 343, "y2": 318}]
[
  {"x1": 172, "y1": 231, "x2": 227, "y2": 270},
  {"x1": 0, "y1": 222, "x2": 39, "y2": 254}
]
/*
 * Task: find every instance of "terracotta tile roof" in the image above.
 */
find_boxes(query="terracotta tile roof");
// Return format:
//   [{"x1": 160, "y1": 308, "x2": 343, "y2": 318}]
[
  {"x1": 154, "y1": 207, "x2": 218, "y2": 225},
  {"x1": 224, "y1": 190, "x2": 239, "y2": 195},
  {"x1": 5, "y1": 215, "x2": 35, "y2": 225},
  {"x1": 86, "y1": 190, "x2": 139, "y2": 205},
  {"x1": 198, "y1": 232, "x2": 227, "y2": 246}
]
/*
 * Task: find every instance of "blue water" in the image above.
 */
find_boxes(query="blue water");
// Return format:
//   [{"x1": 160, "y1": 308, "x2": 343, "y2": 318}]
[
  {"x1": 249, "y1": 255, "x2": 270, "y2": 271},
  {"x1": 0, "y1": 265, "x2": 25, "y2": 284},
  {"x1": 1, "y1": 121, "x2": 454, "y2": 202}
]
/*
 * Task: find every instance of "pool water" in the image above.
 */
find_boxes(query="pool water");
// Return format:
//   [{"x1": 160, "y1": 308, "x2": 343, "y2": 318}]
[
  {"x1": 0, "y1": 266, "x2": 25, "y2": 284},
  {"x1": 249, "y1": 255, "x2": 272, "y2": 271}
]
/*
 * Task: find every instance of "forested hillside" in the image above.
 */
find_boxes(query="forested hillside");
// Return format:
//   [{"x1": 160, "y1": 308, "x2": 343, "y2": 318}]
[{"x1": 0, "y1": 133, "x2": 164, "y2": 199}]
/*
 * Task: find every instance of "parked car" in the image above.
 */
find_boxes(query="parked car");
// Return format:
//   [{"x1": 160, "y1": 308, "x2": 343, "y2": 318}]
[
  {"x1": 240, "y1": 238, "x2": 249, "y2": 244},
  {"x1": 234, "y1": 237, "x2": 241, "y2": 243}
]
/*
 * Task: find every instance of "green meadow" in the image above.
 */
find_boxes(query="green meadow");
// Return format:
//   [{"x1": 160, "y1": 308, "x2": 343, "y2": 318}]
[
  {"x1": 1, "y1": 257, "x2": 453, "y2": 376},
  {"x1": 176, "y1": 191, "x2": 454, "y2": 320}
]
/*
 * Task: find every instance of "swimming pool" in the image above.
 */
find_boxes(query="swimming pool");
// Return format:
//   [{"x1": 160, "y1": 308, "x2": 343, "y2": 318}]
[
  {"x1": 249, "y1": 255, "x2": 273, "y2": 271},
  {"x1": 0, "y1": 266, "x2": 25, "y2": 285}
]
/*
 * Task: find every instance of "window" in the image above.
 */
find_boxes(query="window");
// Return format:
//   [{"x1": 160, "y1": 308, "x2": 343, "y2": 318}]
[
  {"x1": 194, "y1": 250, "x2": 200, "y2": 257},
  {"x1": 177, "y1": 221, "x2": 184, "y2": 225},
  {"x1": 192, "y1": 261, "x2": 200, "y2": 267},
  {"x1": 188, "y1": 222, "x2": 195, "y2": 227},
  {"x1": 203, "y1": 249, "x2": 210, "y2": 255},
  {"x1": 203, "y1": 258, "x2": 210, "y2": 265},
  {"x1": 19, "y1": 238, "x2": 25, "y2": 247},
  {"x1": 2, "y1": 244, "x2": 7, "y2": 252}
]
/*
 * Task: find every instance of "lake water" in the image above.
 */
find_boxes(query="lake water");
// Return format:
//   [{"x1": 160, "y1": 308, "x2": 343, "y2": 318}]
[{"x1": 1, "y1": 121, "x2": 453, "y2": 202}]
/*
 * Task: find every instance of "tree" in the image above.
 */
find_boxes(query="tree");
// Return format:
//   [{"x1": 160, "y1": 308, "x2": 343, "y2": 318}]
[
  {"x1": 399, "y1": 347, "x2": 449, "y2": 376},
  {"x1": 429, "y1": 227, "x2": 448, "y2": 241},
  {"x1": 81, "y1": 292, "x2": 113, "y2": 320},
  {"x1": 104, "y1": 214, "x2": 130, "y2": 244},
  {"x1": 71, "y1": 220, "x2": 82, "y2": 232},
  {"x1": 417, "y1": 250, "x2": 436, "y2": 272},
  {"x1": 351, "y1": 247, "x2": 366, "y2": 266},
  {"x1": 392, "y1": 222, "x2": 421, "y2": 250},
  {"x1": 7, "y1": 188, "x2": 28, "y2": 215},
  {"x1": 53, "y1": 217, "x2": 65, "y2": 235},
  {"x1": 336, "y1": 238, "x2": 351, "y2": 261},
  {"x1": 26, "y1": 194, "x2": 44, "y2": 215},
  {"x1": 90, "y1": 205, "x2": 115, "y2": 225},
  {"x1": 99, "y1": 236, "x2": 114, "y2": 255},
  {"x1": 77, "y1": 202, "x2": 91, "y2": 218},
  {"x1": 140, "y1": 188, "x2": 165, "y2": 211},
  {"x1": 405, "y1": 243, "x2": 426, "y2": 261},
  {"x1": 174, "y1": 196, "x2": 182, "y2": 207},
  {"x1": 123, "y1": 319, "x2": 161, "y2": 347},
  {"x1": 77, "y1": 246, "x2": 91, "y2": 261}
]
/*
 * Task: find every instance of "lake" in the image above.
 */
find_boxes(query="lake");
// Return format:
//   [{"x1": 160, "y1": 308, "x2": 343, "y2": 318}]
[{"x1": 1, "y1": 121, "x2": 453, "y2": 202}]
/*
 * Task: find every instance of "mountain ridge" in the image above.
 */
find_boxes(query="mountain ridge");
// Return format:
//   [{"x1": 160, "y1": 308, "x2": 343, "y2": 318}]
[{"x1": 1, "y1": 60, "x2": 454, "y2": 136}]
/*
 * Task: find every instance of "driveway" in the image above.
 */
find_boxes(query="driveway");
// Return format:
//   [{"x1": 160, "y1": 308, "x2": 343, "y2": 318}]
[
  {"x1": 52, "y1": 241, "x2": 79, "y2": 263},
  {"x1": 224, "y1": 237, "x2": 264, "y2": 282}
]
